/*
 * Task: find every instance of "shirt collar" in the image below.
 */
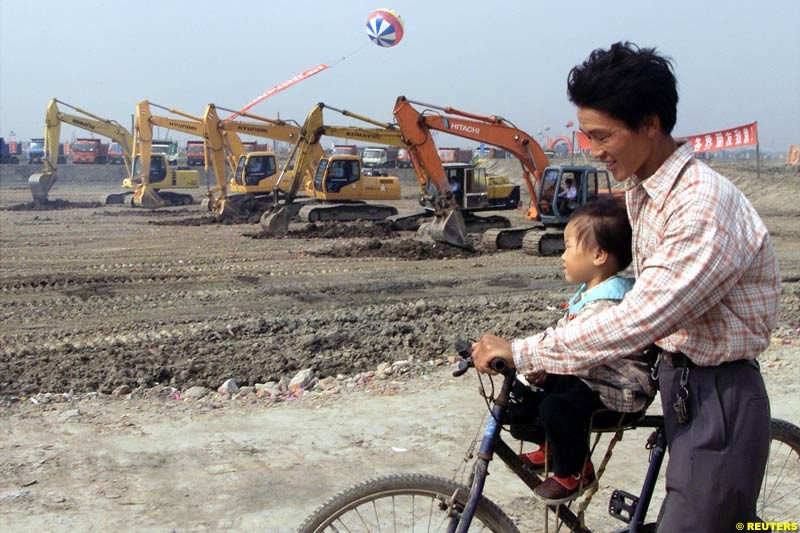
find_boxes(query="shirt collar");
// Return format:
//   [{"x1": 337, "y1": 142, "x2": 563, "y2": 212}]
[{"x1": 625, "y1": 142, "x2": 695, "y2": 209}]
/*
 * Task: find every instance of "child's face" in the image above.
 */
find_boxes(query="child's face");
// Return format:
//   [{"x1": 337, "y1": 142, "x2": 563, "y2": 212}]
[{"x1": 561, "y1": 223, "x2": 600, "y2": 285}]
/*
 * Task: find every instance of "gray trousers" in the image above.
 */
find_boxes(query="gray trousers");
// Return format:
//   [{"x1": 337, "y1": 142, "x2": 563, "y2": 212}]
[{"x1": 657, "y1": 359, "x2": 770, "y2": 533}]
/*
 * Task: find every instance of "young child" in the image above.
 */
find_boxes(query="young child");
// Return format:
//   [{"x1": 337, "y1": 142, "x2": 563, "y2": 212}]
[{"x1": 505, "y1": 196, "x2": 656, "y2": 505}]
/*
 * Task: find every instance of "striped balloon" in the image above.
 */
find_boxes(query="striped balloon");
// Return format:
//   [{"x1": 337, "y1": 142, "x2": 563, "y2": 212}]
[{"x1": 366, "y1": 8, "x2": 404, "y2": 48}]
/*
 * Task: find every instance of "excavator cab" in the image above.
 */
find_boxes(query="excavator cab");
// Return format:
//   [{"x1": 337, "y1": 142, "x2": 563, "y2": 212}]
[
  {"x1": 232, "y1": 152, "x2": 279, "y2": 188},
  {"x1": 316, "y1": 157, "x2": 360, "y2": 193},
  {"x1": 132, "y1": 155, "x2": 168, "y2": 185},
  {"x1": 313, "y1": 155, "x2": 400, "y2": 201},
  {"x1": 536, "y1": 166, "x2": 613, "y2": 225}
]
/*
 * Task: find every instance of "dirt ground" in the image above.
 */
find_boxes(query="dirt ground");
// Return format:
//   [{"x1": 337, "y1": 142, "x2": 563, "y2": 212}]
[{"x1": 0, "y1": 161, "x2": 798, "y2": 532}]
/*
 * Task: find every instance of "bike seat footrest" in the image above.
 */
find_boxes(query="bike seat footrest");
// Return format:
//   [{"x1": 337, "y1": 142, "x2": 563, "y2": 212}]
[{"x1": 608, "y1": 489, "x2": 639, "y2": 523}]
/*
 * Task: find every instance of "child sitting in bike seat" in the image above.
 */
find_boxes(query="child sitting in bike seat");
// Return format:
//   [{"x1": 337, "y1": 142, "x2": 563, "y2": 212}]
[{"x1": 506, "y1": 196, "x2": 656, "y2": 505}]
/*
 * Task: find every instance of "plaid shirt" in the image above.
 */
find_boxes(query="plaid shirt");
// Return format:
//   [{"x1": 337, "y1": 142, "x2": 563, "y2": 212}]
[
  {"x1": 512, "y1": 143, "x2": 781, "y2": 374},
  {"x1": 560, "y1": 298, "x2": 656, "y2": 413}
]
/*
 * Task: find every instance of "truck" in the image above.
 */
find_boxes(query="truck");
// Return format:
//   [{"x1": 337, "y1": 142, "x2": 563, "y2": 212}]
[
  {"x1": 472, "y1": 146, "x2": 508, "y2": 161},
  {"x1": 332, "y1": 144, "x2": 359, "y2": 156},
  {"x1": 437, "y1": 147, "x2": 473, "y2": 163},
  {"x1": 107, "y1": 142, "x2": 126, "y2": 165},
  {"x1": 186, "y1": 140, "x2": 205, "y2": 166},
  {"x1": 71, "y1": 138, "x2": 109, "y2": 164},
  {"x1": 396, "y1": 147, "x2": 413, "y2": 168},
  {"x1": 151, "y1": 139, "x2": 179, "y2": 165},
  {"x1": 361, "y1": 146, "x2": 399, "y2": 168},
  {"x1": 26, "y1": 138, "x2": 46, "y2": 164},
  {"x1": 0, "y1": 138, "x2": 21, "y2": 164}
]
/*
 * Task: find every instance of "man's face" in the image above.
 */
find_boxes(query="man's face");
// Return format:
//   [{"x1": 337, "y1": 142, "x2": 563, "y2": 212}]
[{"x1": 577, "y1": 107, "x2": 654, "y2": 181}]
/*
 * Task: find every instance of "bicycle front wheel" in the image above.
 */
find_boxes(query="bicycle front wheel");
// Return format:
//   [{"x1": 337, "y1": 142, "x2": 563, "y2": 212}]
[
  {"x1": 297, "y1": 473, "x2": 520, "y2": 533},
  {"x1": 759, "y1": 418, "x2": 800, "y2": 521}
]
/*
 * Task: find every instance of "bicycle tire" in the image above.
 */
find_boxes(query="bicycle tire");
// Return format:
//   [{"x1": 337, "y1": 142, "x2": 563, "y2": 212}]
[
  {"x1": 297, "y1": 473, "x2": 520, "y2": 533},
  {"x1": 759, "y1": 418, "x2": 800, "y2": 521}
]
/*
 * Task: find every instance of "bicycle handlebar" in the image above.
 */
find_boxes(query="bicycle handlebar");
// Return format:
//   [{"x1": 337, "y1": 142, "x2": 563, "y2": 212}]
[{"x1": 452, "y1": 339, "x2": 508, "y2": 377}]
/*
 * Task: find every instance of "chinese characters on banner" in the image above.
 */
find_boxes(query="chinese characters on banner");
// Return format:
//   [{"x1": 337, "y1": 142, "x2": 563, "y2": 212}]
[
  {"x1": 786, "y1": 144, "x2": 800, "y2": 166},
  {"x1": 680, "y1": 122, "x2": 759, "y2": 153}
]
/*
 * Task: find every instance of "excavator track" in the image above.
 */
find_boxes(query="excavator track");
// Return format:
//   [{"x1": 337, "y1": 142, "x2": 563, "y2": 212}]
[
  {"x1": 461, "y1": 213, "x2": 511, "y2": 234},
  {"x1": 521, "y1": 229, "x2": 565, "y2": 256},
  {"x1": 105, "y1": 192, "x2": 133, "y2": 205},
  {"x1": 481, "y1": 225, "x2": 541, "y2": 251},
  {"x1": 297, "y1": 203, "x2": 398, "y2": 223},
  {"x1": 151, "y1": 191, "x2": 194, "y2": 207}
]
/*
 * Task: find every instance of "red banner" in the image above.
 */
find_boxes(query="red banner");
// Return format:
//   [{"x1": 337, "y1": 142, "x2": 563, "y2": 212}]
[
  {"x1": 225, "y1": 63, "x2": 330, "y2": 120},
  {"x1": 787, "y1": 144, "x2": 800, "y2": 166},
  {"x1": 681, "y1": 122, "x2": 758, "y2": 153},
  {"x1": 575, "y1": 131, "x2": 592, "y2": 151}
]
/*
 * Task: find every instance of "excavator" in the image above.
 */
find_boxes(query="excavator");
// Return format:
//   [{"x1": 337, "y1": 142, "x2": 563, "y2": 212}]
[
  {"x1": 260, "y1": 103, "x2": 404, "y2": 236},
  {"x1": 28, "y1": 98, "x2": 133, "y2": 204},
  {"x1": 199, "y1": 104, "x2": 309, "y2": 221},
  {"x1": 392, "y1": 96, "x2": 613, "y2": 253},
  {"x1": 113, "y1": 100, "x2": 206, "y2": 208}
]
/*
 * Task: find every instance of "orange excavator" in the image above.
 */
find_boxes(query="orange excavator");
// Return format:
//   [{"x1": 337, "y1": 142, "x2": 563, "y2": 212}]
[{"x1": 392, "y1": 96, "x2": 614, "y2": 253}]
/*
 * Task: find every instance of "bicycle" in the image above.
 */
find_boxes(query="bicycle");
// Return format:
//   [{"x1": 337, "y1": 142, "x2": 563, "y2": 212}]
[{"x1": 298, "y1": 341, "x2": 800, "y2": 532}]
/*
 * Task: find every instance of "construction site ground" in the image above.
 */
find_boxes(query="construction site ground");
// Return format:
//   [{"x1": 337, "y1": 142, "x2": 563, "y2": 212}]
[{"x1": 0, "y1": 160, "x2": 798, "y2": 532}]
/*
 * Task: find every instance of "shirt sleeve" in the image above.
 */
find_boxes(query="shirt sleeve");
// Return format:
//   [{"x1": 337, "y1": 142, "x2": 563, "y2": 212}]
[{"x1": 512, "y1": 183, "x2": 755, "y2": 375}]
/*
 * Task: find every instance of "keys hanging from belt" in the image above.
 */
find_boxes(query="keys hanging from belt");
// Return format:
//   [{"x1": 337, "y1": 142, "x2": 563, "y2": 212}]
[{"x1": 673, "y1": 366, "x2": 691, "y2": 425}]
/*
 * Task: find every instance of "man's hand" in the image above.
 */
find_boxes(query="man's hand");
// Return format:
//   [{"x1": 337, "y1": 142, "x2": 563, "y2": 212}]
[{"x1": 471, "y1": 333, "x2": 515, "y2": 374}]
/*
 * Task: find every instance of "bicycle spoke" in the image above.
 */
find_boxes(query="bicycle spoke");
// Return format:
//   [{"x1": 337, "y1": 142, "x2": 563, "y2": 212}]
[{"x1": 371, "y1": 499, "x2": 382, "y2": 533}]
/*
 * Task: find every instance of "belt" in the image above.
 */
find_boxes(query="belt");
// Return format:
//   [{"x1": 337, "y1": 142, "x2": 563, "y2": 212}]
[{"x1": 660, "y1": 351, "x2": 696, "y2": 368}]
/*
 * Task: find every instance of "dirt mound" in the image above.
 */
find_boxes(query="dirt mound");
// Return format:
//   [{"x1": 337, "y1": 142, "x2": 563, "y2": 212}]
[
  {"x1": 2, "y1": 200, "x2": 101, "y2": 211},
  {"x1": 149, "y1": 215, "x2": 218, "y2": 226},
  {"x1": 91, "y1": 208, "x2": 198, "y2": 218},
  {"x1": 246, "y1": 220, "x2": 400, "y2": 240},
  {"x1": 312, "y1": 237, "x2": 482, "y2": 260}
]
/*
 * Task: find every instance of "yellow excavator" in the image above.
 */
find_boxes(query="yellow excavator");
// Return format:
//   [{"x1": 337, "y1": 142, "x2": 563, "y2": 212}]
[
  {"x1": 260, "y1": 102, "x2": 404, "y2": 235},
  {"x1": 200, "y1": 104, "x2": 309, "y2": 221},
  {"x1": 116, "y1": 100, "x2": 206, "y2": 208},
  {"x1": 28, "y1": 98, "x2": 133, "y2": 204}
]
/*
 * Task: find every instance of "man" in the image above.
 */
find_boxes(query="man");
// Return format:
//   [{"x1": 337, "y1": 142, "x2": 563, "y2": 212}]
[
  {"x1": 557, "y1": 177, "x2": 577, "y2": 201},
  {"x1": 472, "y1": 42, "x2": 780, "y2": 532}
]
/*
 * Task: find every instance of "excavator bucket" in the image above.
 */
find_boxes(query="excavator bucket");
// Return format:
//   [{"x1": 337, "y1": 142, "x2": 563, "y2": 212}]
[
  {"x1": 133, "y1": 185, "x2": 167, "y2": 209},
  {"x1": 260, "y1": 205, "x2": 293, "y2": 237},
  {"x1": 419, "y1": 209, "x2": 471, "y2": 249},
  {"x1": 28, "y1": 171, "x2": 58, "y2": 204}
]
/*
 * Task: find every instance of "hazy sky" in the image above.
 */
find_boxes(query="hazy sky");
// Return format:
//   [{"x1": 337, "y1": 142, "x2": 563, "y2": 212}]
[{"x1": 1, "y1": 0, "x2": 798, "y2": 151}]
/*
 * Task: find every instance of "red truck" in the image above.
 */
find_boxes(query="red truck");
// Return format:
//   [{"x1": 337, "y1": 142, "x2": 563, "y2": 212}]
[
  {"x1": 396, "y1": 148, "x2": 413, "y2": 168},
  {"x1": 437, "y1": 147, "x2": 473, "y2": 163},
  {"x1": 71, "y1": 138, "x2": 109, "y2": 164},
  {"x1": 186, "y1": 140, "x2": 205, "y2": 166},
  {"x1": 107, "y1": 142, "x2": 126, "y2": 165},
  {"x1": 332, "y1": 144, "x2": 359, "y2": 156}
]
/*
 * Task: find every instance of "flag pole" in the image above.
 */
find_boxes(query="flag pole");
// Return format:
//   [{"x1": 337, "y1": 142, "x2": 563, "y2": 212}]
[
  {"x1": 571, "y1": 130, "x2": 575, "y2": 165},
  {"x1": 755, "y1": 121, "x2": 760, "y2": 179}
]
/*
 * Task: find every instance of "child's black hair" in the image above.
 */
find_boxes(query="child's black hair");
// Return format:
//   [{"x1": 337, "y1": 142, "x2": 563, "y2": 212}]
[{"x1": 568, "y1": 196, "x2": 632, "y2": 270}]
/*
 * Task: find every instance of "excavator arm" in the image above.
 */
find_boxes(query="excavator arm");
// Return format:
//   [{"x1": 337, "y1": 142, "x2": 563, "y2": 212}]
[
  {"x1": 29, "y1": 98, "x2": 133, "y2": 203},
  {"x1": 393, "y1": 96, "x2": 552, "y2": 247},
  {"x1": 131, "y1": 100, "x2": 207, "y2": 208}
]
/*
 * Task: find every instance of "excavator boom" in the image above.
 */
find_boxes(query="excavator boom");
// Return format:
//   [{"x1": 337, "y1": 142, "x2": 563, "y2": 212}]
[{"x1": 29, "y1": 98, "x2": 133, "y2": 203}]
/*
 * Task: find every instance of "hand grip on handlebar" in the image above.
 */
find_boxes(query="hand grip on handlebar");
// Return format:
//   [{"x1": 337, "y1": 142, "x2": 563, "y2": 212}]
[{"x1": 452, "y1": 339, "x2": 507, "y2": 377}]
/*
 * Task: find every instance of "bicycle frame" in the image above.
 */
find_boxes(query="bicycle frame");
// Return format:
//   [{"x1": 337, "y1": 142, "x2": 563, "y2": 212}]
[{"x1": 452, "y1": 367, "x2": 667, "y2": 533}]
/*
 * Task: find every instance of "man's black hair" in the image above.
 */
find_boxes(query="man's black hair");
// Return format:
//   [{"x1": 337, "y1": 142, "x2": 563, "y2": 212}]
[
  {"x1": 569, "y1": 196, "x2": 632, "y2": 271},
  {"x1": 567, "y1": 42, "x2": 678, "y2": 134}
]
